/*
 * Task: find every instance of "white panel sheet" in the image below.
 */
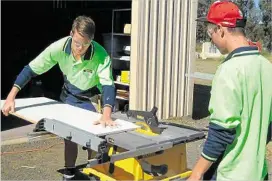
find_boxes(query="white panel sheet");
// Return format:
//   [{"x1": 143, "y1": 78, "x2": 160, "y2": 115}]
[{"x1": 1, "y1": 97, "x2": 139, "y2": 136}]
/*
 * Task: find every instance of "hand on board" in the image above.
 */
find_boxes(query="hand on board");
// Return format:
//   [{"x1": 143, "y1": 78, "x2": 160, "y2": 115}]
[
  {"x1": 2, "y1": 99, "x2": 15, "y2": 116},
  {"x1": 93, "y1": 116, "x2": 119, "y2": 128}
]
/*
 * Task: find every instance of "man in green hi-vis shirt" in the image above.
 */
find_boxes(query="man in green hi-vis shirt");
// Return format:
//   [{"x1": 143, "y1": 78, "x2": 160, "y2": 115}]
[
  {"x1": 2, "y1": 15, "x2": 117, "y2": 180},
  {"x1": 188, "y1": 1, "x2": 272, "y2": 181}
]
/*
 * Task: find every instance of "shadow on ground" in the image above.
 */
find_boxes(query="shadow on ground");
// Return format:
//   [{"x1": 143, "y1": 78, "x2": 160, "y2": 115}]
[
  {"x1": 1, "y1": 113, "x2": 32, "y2": 132},
  {"x1": 57, "y1": 163, "x2": 92, "y2": 180}
]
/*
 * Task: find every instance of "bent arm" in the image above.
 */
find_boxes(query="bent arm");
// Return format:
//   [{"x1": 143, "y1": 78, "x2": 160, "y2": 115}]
[{"x1": 97, "y1": 56, "x2": 116, "y2": 110}]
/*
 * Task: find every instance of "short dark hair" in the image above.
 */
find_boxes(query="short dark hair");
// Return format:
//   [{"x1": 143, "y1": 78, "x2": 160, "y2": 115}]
[
  {"x1": 227, "y1": 27, "x2": 245, "y2": 36},
  {"x1": 207, "y1": 23, "x2": 245, "y2": 36},
  {"x1": 72, "y1": 15, "x2": 95, "y2": 40}
]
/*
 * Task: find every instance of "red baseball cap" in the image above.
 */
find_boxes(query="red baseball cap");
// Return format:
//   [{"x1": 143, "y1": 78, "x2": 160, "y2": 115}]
[{"x1": 196, "y1": 0, "x2": 246, "y2": 28}]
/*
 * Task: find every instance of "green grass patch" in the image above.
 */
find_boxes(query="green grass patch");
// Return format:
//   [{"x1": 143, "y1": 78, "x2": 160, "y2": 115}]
[
  {"x1": 261, "y1": 50, "x2": 272, "y2": 62},
  {"x1": 196, "y1": 43, "x2": 202, "y2": 53}
]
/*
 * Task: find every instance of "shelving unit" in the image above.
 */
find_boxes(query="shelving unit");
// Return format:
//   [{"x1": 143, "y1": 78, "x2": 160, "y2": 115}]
[
  {"x1": 112, "y1": 33, "x2": 131, "y2": 36},
  {"x1": 114, "y1": 81, "x2": 130, "y2": 86},
  {"x1": 116, "y1": 96, "x2": 129, "y2": 101},
  {"x1": 102, "y1": 8, "x2": 131, "y2": 112}
]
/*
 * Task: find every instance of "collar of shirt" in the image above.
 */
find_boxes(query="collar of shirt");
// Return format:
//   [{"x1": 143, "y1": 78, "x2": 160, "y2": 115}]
[{"x1": 224, "y1": 46, "x2": 259, "y2": 63}]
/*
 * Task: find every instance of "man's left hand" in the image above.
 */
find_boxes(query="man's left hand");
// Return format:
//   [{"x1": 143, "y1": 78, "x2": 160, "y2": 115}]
[
  {"x1": 186, "y1": 156, "x2": 212, "y2": 181},
  {"x1": 93, "y1": 106, "x2": 118, "y2": 128},
  {"x1": 186, "y1": 173, "x2": 202, "y2": 181},
  {"x1": 93, "y1": 116, "x2": 117, "y2": 128}
]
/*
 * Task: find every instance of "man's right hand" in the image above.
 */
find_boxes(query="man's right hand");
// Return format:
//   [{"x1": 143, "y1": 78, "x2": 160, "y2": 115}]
[
  {"x1": 2, "y1": 98, "x2": 15, "y2": 116},
  {"x1": 1, "y1": 86, "x2": 19, "y2": 116}
]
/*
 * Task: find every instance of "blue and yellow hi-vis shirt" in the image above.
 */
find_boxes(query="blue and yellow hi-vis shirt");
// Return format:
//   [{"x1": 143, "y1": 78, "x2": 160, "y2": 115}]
[
  {"x1": 202, "y1": 46, "x2": 272, "y2": 180},
  {"x1": 14, "y1": 36, "x2": 115, "y2": 108}
]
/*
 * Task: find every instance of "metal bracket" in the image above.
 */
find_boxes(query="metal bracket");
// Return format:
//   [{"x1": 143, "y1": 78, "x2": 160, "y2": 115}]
[
  {"x1": 33, "y1": 119, "x2": 46, "y2": 132},
  {"x1": 87, "y1": 141, "x2": 172, "y2": 167},
  {"x1": 126, "y1": 106, "x2": 164, "y2": 134}
]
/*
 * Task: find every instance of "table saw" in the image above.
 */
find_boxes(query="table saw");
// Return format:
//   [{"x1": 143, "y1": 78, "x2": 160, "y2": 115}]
[{"x1": 1, "y1": 97, "x2": 205, "y2": 180}]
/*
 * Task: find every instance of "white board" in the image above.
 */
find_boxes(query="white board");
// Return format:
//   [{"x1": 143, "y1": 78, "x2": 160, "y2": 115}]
[{"x1": 1, "y1": 97, "x2": 139, "y2": 136}]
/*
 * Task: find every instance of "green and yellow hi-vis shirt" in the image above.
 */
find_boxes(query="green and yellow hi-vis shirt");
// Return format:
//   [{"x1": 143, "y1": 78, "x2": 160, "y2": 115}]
[
  {"x1": 14, "y1": 36, "x2": 115, "y2": 108},
  {"x1": 201, "y1": 47, "x2": 272, "y2": 180}
]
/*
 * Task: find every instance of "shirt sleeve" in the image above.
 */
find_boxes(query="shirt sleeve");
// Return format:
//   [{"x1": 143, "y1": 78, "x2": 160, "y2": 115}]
[
  {"x1": 14, "y1": 42, "x2": 59, "y2": 90},
  {"x1": 29, "y1": 43, "x2": 58, "y2": 75},
  {"x1": 97, "y1": 56, "x2": 116, "y2": 108},
  {"x1": 14, "y1": 65, "x2": 38, "y2": 90},
  {"x1": 209, "y1": 65, "x2": 242, "y2": 129},
  {"x1": 201, "y1": 65, "x2": 242, "y2": 161}
]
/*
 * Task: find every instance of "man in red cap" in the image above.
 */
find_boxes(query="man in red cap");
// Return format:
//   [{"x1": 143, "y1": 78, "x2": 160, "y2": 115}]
[{"x1": 188, "y1": 1, "x2": 272, "y2": 180}]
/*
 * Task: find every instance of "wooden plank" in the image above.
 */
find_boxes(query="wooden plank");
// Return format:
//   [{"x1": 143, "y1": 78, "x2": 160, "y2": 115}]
[{"x1": 1, "y1": 97, "x2": 139, "y2": 136}]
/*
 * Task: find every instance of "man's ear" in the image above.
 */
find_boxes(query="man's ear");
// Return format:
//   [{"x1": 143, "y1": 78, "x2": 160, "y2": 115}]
[
  {"x1": 70, "y1": 31, "x2": 73, "y2": 37},
  {"x1": 221, "y1": 29, "x2": 224, "y2": 38},
  {"x1": 218, "y1": 25, "x2": 224, "y2": 38}
]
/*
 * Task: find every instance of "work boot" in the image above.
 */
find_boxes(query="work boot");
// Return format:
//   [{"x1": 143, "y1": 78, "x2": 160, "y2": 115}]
[
  {"x1": 62, "y1": 167, "x2": 76, "y2": 181},
  {"x1": 62, "y1": 169, "x2": 91, "y2": 181},
  {"x1": 62, "y1": 174, "x2": 75, "y2": 181}
]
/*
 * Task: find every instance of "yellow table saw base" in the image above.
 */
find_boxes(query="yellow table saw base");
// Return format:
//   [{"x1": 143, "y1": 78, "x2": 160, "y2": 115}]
[{"x1": 82, "y1": 144, "x2": 192, "y2": 180}]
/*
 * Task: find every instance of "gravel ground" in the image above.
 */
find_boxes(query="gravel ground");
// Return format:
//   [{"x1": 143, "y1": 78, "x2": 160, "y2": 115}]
[{"x1": 1, "y1": 116, "x2": 271, "y2": 180}]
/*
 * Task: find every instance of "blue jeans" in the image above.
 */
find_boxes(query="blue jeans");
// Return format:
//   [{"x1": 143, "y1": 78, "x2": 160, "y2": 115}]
[{"x1": 62, "y1": 93, "x2": 97, "y2": 112}]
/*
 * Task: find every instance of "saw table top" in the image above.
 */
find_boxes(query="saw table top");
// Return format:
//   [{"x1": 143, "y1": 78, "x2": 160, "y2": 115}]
[{"x1": 1, "y1": 97, "x2": 140, "y2": 136}]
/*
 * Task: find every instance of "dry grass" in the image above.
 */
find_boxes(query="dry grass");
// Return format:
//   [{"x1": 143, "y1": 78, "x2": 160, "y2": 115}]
[
  {"x1": 267, "y1": 143, "x2": 272, "y2": 161},
  {"x1": 262, "y1": 52, "x2": 272, "y2": 62},
  {"x1": 193, "y1": 58, "x2": 221, "y2": 86},
  {"x1": 195, "y1": 58, "x2": 222, "y2": 74},
  {"x1": 194, "y1": 50, "x2": 272, "y2": 86}
]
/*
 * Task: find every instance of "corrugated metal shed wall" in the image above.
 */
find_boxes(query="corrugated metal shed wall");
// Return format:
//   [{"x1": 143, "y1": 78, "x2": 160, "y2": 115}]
[{"x1": 130, "y1": 0, "x2": 198, "y2": 119}]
